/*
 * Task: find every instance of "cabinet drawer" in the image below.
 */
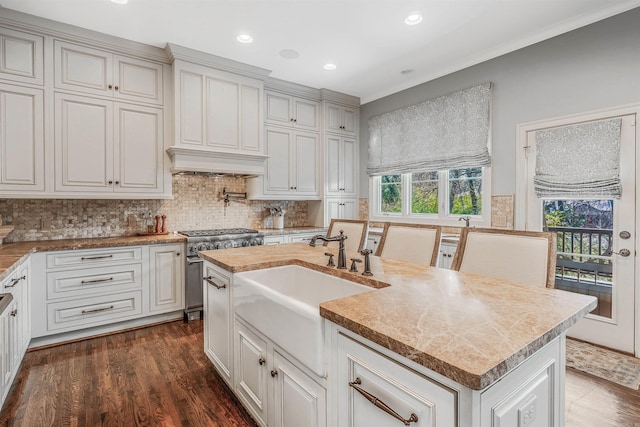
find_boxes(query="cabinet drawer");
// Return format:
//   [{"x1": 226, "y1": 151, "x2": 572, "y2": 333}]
[
  {"x1": 47, "y1": 291, "x2": 142, "y2": 332},
  {"x1": 46, "y1": 247, "x2": 142, "y2": 269},
  {"x1": 47, "y1": 264, "x2": 142, "y2": 300},
  {"x1": 337, "y1": 333, "x2": 457, "y2": 427}
]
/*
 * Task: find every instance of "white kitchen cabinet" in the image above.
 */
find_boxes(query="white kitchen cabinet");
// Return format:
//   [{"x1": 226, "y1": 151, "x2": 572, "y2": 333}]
[
  {"x1": 326, "y1": 135, "x2": 357, "y2": 197},
  {"x1": 248, "y1": 127, "x2": 319, "y2": 200},
  {"x1": 234, "y1": 316, "x2": 327, "y2": 427},
  {"x1": 173, "y1": 60, "x2": 263, "y2": 153},
  {"x1": 325, "y1": 198, "x2": 358, "y2": 225},
  {"x1": 0, "y1": 83, "x2": 45, "y2": 193},
  {"x1": 0, "y1": 258, "x2": 31, "y2": 406},
  {"x1": 437, "y1": 242, "x2": 457, "y2": 269},
  {"x1": 263, "y1": 235, "x2": 287, "y2": 245},
  {"x1": 273, "y1": 349, "x2": 327, "y2": 427},
  {"x1": 149, "y1": 244, "x2": 184, "y2": 313},
  {"x1": 204, "y1": 264, "x2": 233, "y2": 387},
  {"x1": 325, "y1": 102, "x2": 357, "y2": 136},
  {"x1": 337, "y1": 331, "x2": 457, "y2": 427},
  {"x1": 265, "y1": 91, "x2": 319, "y2": 131},
  {"x1": 54, "y1": 92, "x2": 164, "y2": 195},
  {"x1": 0, "y1": 27, "x2": 44, "y2": 86},
  {"x1": 54, "y1": 40, "x2": 163, "y2": 105}
]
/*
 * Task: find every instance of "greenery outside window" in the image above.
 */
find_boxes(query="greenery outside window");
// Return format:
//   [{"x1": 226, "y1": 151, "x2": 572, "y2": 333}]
[{"x1": 373, "y1": 167, "x2": 489, "y2": 225}]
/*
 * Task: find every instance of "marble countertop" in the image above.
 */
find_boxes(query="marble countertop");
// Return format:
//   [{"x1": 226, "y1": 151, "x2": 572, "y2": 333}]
[
  {"x1": 0, "y1": 234, "x2": 186, "y2": 281},
  {"x1": 199, "y1": 243, "x2": 597, "y2": 390}
]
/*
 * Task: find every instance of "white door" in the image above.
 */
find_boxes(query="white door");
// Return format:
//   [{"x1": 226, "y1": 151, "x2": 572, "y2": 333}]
[
  {"x1": 293, "y1": 132, "x2": 318, "y2": 194},
  {"x1": 520, "y1": 109, "x2": 637, "y2": 353},
  {"x1": 265, "y1": 128, "x2": 292, "y2": 193},
  {"x1": 205, "y1": 75, "x2": 239, "y2": 150},
  {"x1": 114, "y1": 54, "x2": 163, "y2": 105},
  {"x1": 148, "y1": 244, "x2": 183, "y2": 313}
]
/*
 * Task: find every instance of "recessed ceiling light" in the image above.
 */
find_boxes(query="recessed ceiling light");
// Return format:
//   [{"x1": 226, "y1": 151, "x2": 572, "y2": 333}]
[
  {"x1": 404, "y1": 12, "x2": 423, "y2": 26},
  {"x1": 236, "y1": 34, "x2": 253, "y2": 44},
  {"x1": 323, "y1": 63, "x2": 337, "y2": 71},
  {"x1": 279, "y1": 49, "x2": 300, "y2": 59},
  {"x1": 110, "y1": 0, "x2": 128, "y2": 4}
]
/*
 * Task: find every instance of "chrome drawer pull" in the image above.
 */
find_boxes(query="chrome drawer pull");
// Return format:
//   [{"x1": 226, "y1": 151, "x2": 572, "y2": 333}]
[
  {"x1": 81, "y1": 305, "x2": 115, "y2": 314},
  {"x1": 81, "y1": 255, "x2": 114, "y2": 261},
  {"x1": 348, "y1": 378, "x2": 418, "y2": 426},
  {"x1": 187, "y1": 258, "x2": 204, "y2": 265},
  {"x1": 5, "y1": 276, "x2": 25, "y2": 288},
  {"x1": 204, "y1": 276, "x2": 226, "y2": 290},
  {"x1": 81, "y1": 277, "x2": 114, "y2": 285}
]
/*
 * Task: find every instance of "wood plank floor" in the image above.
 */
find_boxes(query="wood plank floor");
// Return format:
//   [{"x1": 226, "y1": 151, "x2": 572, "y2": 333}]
[{"x1": 1, "y1": 320, "x2": 639, "y2": 426}]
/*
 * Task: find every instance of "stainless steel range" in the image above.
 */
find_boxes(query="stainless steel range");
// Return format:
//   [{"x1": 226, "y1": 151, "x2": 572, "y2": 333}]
[{"x1": 179, "y1": 228, "x2": 264, "y2": 321}]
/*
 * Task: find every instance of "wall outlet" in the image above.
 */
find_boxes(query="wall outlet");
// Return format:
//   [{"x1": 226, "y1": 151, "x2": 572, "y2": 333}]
[{"x1": 127, "y1": 215, "x2": 138, "y2": 228}]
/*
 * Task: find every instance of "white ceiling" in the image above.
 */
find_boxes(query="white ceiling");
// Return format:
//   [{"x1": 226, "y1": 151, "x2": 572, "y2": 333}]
[{"x1": 2, "y1": 0, "x2": 639, "y2": 104}]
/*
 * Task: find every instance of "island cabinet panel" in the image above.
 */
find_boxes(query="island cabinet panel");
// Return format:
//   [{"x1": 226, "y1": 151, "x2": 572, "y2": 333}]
[
  {"x1": 203, "y1": 265, "x2": 233, "y2": 386},
  {"x1": 235, "y1": 318, "x2": 269, "y2": 426},
  {"x1": 336, "y1": 332, "x2": 457, "y2": 427}
]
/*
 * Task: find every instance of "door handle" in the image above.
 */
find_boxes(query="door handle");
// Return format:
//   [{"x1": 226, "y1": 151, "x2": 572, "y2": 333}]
[{"x1": 612, "y1": 248, "x2": 631, "y2": 257}]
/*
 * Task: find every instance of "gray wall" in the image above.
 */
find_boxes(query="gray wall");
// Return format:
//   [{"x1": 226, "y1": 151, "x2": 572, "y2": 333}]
[{"x1": 359, "y1": 8, "x2": 640, "y2": 199}]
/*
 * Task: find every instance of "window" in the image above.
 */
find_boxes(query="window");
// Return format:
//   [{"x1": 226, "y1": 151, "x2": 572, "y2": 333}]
[{"x1": 374, "y1": 167, "x2": 489, "y2": 225}]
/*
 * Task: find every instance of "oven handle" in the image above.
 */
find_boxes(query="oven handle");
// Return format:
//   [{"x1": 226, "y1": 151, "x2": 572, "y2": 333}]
[{"x1": 187, "y1": 257, "x2": 204, "y2": 265}]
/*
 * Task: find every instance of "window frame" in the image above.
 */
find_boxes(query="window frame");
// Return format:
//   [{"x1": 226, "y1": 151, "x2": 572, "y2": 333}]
[{"x1": 369, "y1": 167, "x2": 492, "y2": 227}]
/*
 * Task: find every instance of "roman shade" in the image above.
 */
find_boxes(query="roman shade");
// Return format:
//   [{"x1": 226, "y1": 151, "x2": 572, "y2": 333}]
[
  {"x1": 367, "y1": 83, "x2": 492, "y2": 176},
  {"x1": 534, "y1": 118, "x2": 622, "y2": 198}
]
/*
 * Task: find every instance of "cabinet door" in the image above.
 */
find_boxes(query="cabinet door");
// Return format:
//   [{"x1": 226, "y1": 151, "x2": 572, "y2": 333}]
[
  {"x1": 437, "y1": 243, "x2": 457, "y2": 269},
  {"x1": 326, "y1": 135, "x2": 341, "y2": 195},
  {"x1": 149, "y1": 244, "x2": 184, "y2": 313},
  {"x1": 265, "y1": 128, "x2": 292, "y2": 192},
  {"x1": 15, "y1": 262, "x2": 30, "y2": 356},
  {"x1": 204, "y1": 266, "x2": 232, "y2": 385},
  {"x1": 293, "y1": 98, "x2": 319, "y2": 131},
  {"x1": 205, "y1": 75, "x2": 240, "y2": 150},
  {"x1": 341, "y1": 137, "x2": 357, "y2": 195},
  {"x1": 235, "y1": 320, "x2": 269, "y2": 426},
  {"x1": 265, "y1": 92, "x2": 292, "y2": 126},
  {"x1": 264, "y1": 235, "x2": 286, "y2": 245},
  {"x1": 114, "y1": 55, "x2": 163, "y2": 105},
  {"x1": 55, "y1": 93, "x2": 114, "y2": 192},
  {"x1": 326, "y1": 198, "x2": 358, "y2": 224},
  {"x1": 0, "y1": 305, "x2": 11, "y2": 398},
  {"x1": 55, "y1": 41, "x2": 113, "y2": 96},
  {"x1": 341, "y1": 106, "x2": 358, "y2": 136},
  {"x1": 337, "y1": 333, "x2": 457, "y2": 427},
  {"x1": 114, "y1": 103, "x2": 164, "y2": 193},
  {"x1": 366, "y1": 236, "x2": 379, "y2": 254},
  {"x1": 326, "y1": 103, "x2": 343, "y2": 134},
  {"x1": 293, "y1": 132, "x2": 318, "y2": 194},
  {"x1": 0, "y1": 27, "x2": 44, "y2": 85},
  {"x1": 241, "y1": 84, "x2": 262, "y2": 152},
  {"x1": 273, "y1": 350, "x2": 326, "y2": 427},
  {"x1": 0, "y1": 84, "x2": 44, "y2": 192},
  {"x1": 177, "y1": 69, "x2": 204, "y2": 146}
]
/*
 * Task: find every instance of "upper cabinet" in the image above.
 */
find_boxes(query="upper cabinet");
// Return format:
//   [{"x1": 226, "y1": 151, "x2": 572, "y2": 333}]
[
  {"x1": 265, "y1": 91, "x2": 319, "y2": 132},
  {"x1": 54, "y1": 41, "x2": 164, "y2": 105},
  {"x1": 325, "y1": 102, "x2": 358, "y2": 136},
  {"x1": 0, "y1": 27, "x2": 44, "y2": 86},
  {"x1": 325, "y1": 135, "x2": 357, "y2": 197},
  {"x1": 173, "y1": 60, "x2": 263, "y2": 154},
  {"x1": 0, "y1": 83, "x2": 45, "y2": 193}
]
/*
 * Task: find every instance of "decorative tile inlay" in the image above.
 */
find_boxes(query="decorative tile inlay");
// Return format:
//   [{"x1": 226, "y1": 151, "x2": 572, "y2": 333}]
[
  {"x1": 0, "y1": 175, "x2": 309, "y2": 242},
  {"x1": 491, "y1": 194, "x2": 515, "y2": 229}
]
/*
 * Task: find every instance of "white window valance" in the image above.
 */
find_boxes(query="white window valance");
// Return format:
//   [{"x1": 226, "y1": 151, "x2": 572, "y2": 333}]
[
  {"x1": 534, "y1": 118, "x2": 622, "y2": 199},
  {"x1": 367, "y1": 83, "x2": 492, "y2": 176}
]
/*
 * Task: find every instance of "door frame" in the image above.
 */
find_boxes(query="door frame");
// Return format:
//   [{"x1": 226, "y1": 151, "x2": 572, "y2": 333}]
[{"x1": 515, "y1": 102, "x2": 640, "y2": 356}]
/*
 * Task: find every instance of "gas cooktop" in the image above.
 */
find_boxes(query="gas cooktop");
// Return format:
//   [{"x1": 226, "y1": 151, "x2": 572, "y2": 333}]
[{"x1": 178, "y1": 228, "x2": 259, "y2": 237}]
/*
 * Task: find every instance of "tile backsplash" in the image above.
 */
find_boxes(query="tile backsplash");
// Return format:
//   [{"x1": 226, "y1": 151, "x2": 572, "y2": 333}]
[{"x1": 0, "y1": 174, "x2": 308, "y2": 242}]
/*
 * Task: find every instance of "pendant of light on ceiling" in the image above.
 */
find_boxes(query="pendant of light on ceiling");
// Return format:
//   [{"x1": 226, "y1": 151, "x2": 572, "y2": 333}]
[{"x1": 404, "y1": 12, "x2": 423, "y2": 26}]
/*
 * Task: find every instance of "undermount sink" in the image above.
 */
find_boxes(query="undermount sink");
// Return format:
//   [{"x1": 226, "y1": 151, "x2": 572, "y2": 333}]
[{"x1": 233, "y1": 265, "x2": 372, "y2": 376}]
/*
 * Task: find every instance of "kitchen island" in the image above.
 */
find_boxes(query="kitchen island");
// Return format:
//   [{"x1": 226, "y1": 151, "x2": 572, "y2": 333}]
[{"x1": 200, "y1": 242, "x2": 596, "y2": 427}]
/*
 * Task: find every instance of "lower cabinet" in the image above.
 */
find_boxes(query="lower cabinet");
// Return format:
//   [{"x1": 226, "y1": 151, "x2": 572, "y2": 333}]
[
  {"x1": 149, "y1": 244, "x2": 184, "y2": 313},
  {"x1": 263, "y1": 231, "x2": 323, "y2": 246},
  {"x1": 437, "y1": 242, "x2": 457, "y2": 269},
  {"x1": 336, "y1": 331, "x2": 457, "y2": 427},
  {"x1": 203, "y1": 264, "x2": 233, "y2": 386},
  {"x1": 234, "y1": 316, "x2": 327, "y2": 427}
]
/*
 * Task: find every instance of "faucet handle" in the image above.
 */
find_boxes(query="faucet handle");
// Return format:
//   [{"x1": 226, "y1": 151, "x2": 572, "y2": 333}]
[
  {"x1": 349, "y1": 258, "x2": 362, "y2": 273},
  {"x1": 360, "y1": 249, "x2": 373, "y2": 277},
  {"x1": 324, "y1": 252, "x2": 336, "y2": 267},
  {"x1": 360, "y1": 249, "x2": 372, "y2": 256}
]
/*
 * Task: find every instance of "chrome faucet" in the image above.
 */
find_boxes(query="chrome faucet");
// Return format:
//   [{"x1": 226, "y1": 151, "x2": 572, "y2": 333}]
[
  {"x1": 459, "y1": 216, "x2": 471, "y2": 227},
  {"x1": 309, "y1": 230, "x2": 348, "y2": 269}
]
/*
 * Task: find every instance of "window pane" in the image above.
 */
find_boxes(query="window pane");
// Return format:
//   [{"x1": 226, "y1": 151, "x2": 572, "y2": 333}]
[
  {"x1": 448, "y1": 168, "x2": 482, "y2": 215},
  {"x1": 411, "y1": 171, "x2": 438, "y2": 214},
  {"x1": 380, "y1": 175, "x2": 402, "y2": 213}
]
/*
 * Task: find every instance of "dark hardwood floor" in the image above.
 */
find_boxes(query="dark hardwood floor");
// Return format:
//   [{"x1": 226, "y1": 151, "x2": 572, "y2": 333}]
[
  {"x1": 1, "y1": 320, "x2": 639, "y2": 426},
  {"x1": 0, "y1": 320, "x2": 257, "y2": 427}
]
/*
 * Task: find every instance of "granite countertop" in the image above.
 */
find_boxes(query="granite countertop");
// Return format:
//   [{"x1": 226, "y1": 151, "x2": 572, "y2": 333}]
[
  {"x1": 257, "y1": 226, "x2": 326, "y2": 236},
  {"x1": 0, "y1": 234, "x2": 186, "y2": 281},
  {"x1": 199, "y1": 243, "x2": 597, "y2": 390}
]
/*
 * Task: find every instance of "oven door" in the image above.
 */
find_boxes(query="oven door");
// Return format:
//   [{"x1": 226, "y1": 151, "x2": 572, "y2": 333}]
[{"x1": 185, "y1": 256, "x2": 204, "y2": 314}]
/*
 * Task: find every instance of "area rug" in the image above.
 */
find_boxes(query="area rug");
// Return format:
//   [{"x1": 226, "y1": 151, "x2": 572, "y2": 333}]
[{"x1": 566, "y1": 338, "x2": 640, "y2": 390}]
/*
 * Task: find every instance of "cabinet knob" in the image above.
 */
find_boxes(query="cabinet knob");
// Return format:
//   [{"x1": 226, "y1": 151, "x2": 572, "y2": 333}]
[
  {"x1": 259, "y1": 357, "x2": 266, "y2": 366},
  {"x1": 10, "y1": 309, "x2": 17, "y2": 317},
  {"x1": 270, "y1": 369, "x2": 278, "y2": 377},
  {"x1": 176, "y1": 252, "x2": 180, "y2": 256},
  {"x1": 290, "y1": 118, "x2": 294, "y2": 122},
  {"x1": 293, "y1": 119, "x2": 297, "y2": 122},
  {"x1": 108, "y1": 84, "x2": 113, "y2": 89},
  {"x1": 114, "y1": 85, "x2": 119, "y2": 91},
  {"x1": 108, "y1": 180, "x2": 113, "y2": 184},
  {"x1": 115, "y1": 181, "x2": 120, "y2": 185}
]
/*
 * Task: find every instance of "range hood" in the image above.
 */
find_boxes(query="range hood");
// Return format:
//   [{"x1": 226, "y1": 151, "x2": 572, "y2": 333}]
[{"x1": 166, "y1": 146, "x2": 268, "y2": 177}]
